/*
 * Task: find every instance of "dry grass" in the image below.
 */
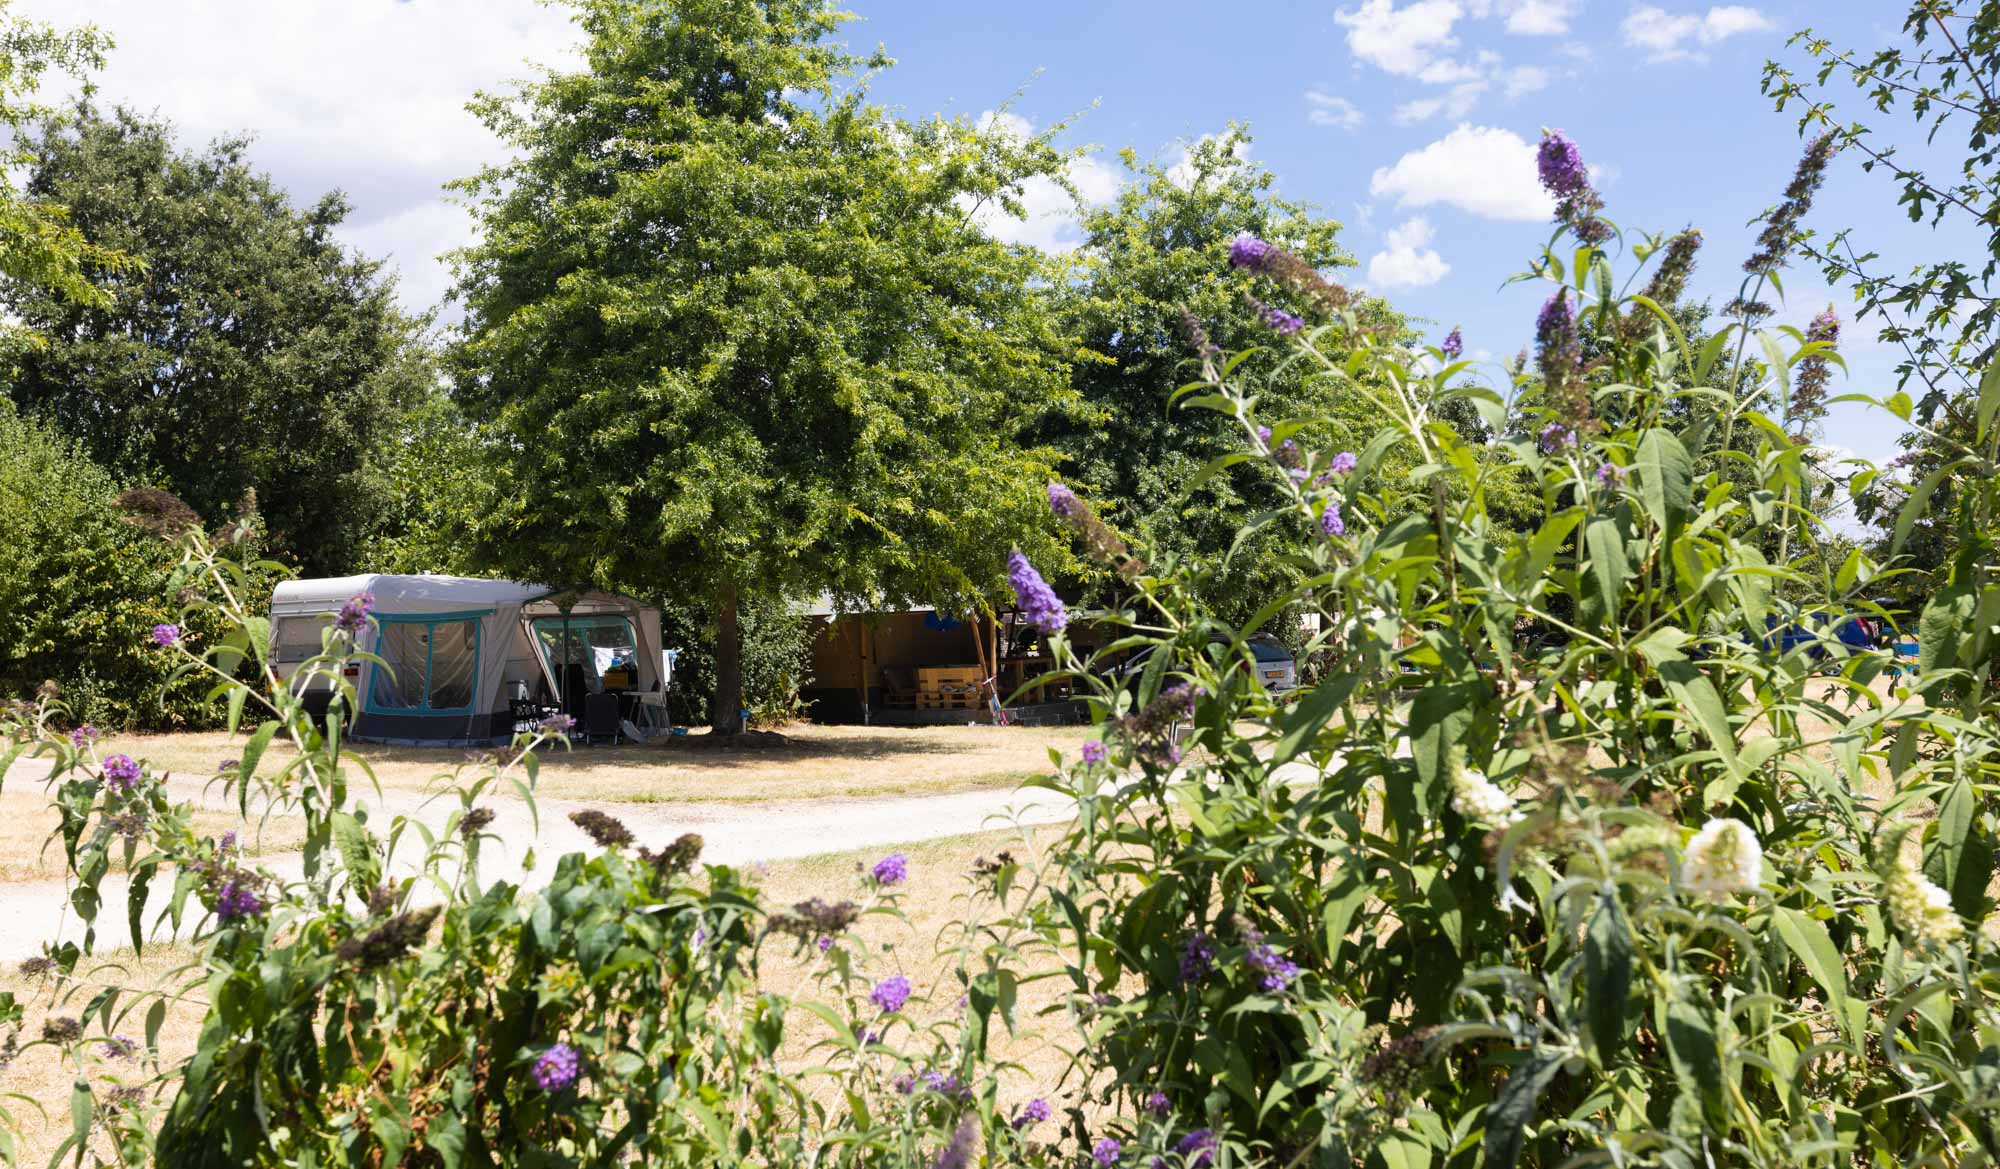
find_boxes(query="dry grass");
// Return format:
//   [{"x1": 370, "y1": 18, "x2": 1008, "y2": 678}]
[
  {"x1": 0, "y1": 789, "x2": 306, "y2": 884},
  {"x1": 750, "y1": 826, "x2": 1085, "y2": 1110},
  {"x1": 97, "y1": 723, "x2": 1091, "y2": 804},
  {"x1": 0, "y1": 826, "x2": 1083, "y2": 1165},
  {"x1": 0, "y1": 944, "x2": 205, "y2": 1164}
]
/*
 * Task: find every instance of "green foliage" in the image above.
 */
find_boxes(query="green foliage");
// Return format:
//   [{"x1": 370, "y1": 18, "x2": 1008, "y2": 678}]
[
  {"x1": 0, "y1": 2, "x2": 139, "y2": 360},
  {"x1": 3, "y1": 104, "x2": 430, "y2": 575},
  {"x1": 0, "y1": 401, "x2": 258, "y2": 729},
  {"x1": 658, "y1": 596, "x2": 816, "y2": 727},
  {"x1": 1010, "y1": 203, "x2": 2000, "y2": 1165},
  {"x1": 1763, "y1": 4, "x2": 2000, "y2": 585},
  {"x1": 1, "y1": 537, "x2": 1058, "y2": 1167},
  {"x1": 354, "y1": 387, "x2": 492, "y2": 576},
  {"x1": 448, "y1": 0, "x2": 1080, "y2": 729},
  {"x1": 1047, "y1": 130, "x2": 1400, "y2": 624}
]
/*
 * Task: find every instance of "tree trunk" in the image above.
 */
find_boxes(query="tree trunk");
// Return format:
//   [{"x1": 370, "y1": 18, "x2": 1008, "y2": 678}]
[{"x1": 713, "y1": 581, "x2": 744, "y2": 734}]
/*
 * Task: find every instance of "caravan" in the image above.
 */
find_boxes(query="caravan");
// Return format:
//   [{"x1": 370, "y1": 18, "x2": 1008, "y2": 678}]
[{"x1": 269, "y1": 575, "x2": 671, "y2": 746}]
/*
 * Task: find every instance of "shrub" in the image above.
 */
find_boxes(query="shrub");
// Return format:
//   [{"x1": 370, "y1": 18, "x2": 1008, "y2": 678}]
[
  {"x1": 1011, "y1": 133, "x2": 2000, "y2": 1165},
  {"x1": 0, "y1": 402, "x2": 267, "y2": 730}
]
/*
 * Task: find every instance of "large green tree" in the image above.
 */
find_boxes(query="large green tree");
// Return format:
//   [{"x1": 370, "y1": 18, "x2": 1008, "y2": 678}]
[
  {"x1": 0, "y1": 2, "x2": 137, "y2": 357},
  {"x1": 450, "y1": 0, "x2": 1077, "y2": 732},
  {"x1": 4, "y1": 104, "x2": 431, "y2": 575},
  {"x1": 1047, "y1": 131, "x2": 1408, "y2": 624}
]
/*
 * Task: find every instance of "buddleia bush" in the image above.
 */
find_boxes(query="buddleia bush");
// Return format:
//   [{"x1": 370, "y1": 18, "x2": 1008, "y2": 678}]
[
  {"x1": 0, "y1": 544, "x2": 1058, "y2": 1168},
  {"x1": 1010, "y1": 129, "x2": 2000, "y2": 1167}
]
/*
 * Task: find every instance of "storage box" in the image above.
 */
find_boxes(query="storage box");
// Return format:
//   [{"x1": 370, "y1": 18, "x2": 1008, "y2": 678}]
[{"x1": 915, "y1": 665, "x2": 982, "y2": 688}]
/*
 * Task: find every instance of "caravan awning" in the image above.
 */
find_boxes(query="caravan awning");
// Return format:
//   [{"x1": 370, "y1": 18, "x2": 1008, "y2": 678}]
[{"x1": 271, "y1": 574, "x2": 553, "y2": 616}]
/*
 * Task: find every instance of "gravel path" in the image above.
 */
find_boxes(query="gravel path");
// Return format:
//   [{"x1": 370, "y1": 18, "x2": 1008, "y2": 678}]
[
  {"x1": 0, "y1": 766, "x2": 1101, "y2": 963},
  {"x1": 0, "y1": 749, "x2": 1332, "y2": 963}
]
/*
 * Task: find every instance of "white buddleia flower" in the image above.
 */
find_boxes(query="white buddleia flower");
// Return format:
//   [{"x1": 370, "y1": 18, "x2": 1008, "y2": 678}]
[
  {"x1": 1885, "y1": 860, "x2": 1962, "y2": 950},
  {"x1": 1450, "y1": 764, "x2": 1520, "y2": 825},
  {"x1": 1679, "y1": 818, "x2": 1763, "y2": 901}
]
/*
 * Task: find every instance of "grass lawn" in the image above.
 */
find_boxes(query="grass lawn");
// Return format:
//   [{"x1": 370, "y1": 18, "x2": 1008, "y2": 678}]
[
  {"x1": 98, "y1": 722, "x2": 1091, "y2": 804},
  {"x1": 0, "y1": 826, "x2": 1078, "y2": 1164}
]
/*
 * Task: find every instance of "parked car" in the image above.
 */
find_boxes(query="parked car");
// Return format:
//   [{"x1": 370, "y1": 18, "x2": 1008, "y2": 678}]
[{"x1": 1106, "y1": 634, "x2": 1299, "y2": 694}]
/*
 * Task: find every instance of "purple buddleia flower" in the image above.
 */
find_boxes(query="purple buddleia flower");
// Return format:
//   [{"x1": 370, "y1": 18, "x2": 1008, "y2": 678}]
[
  {"x1": 934, "y1": 1115, "x2": 978, "y2": 1169},
  {"x1": 101, "y1": 754, "x2": 142, "y2": 794},
  {"x1": 1008, "y1": 550, "x2": 1067, "y2": 634},
  {"x1": 1441, "y1": 327, "x2": 1463, "y2": 359},
  {"x1": 334, "y1": 592, "x2": 375, "y2": 636},
  {"x1": 1597, "y1": 462, "x2": 1625, "y2": 489},
  {"x1": 1228, "y1": 235, "x2": 1274, "y2": 271},
  {"x1": 1048, "y1": 481, "x2": 1081, "y2": 520},
  {"x1": 532, "y1": 1043, "x2": 579, "y2": 1091},
  {"x1": 102, "y1": 1034, "x2": 139, "y2": 1061},
  {"x1": 892, "y1": 1072, "x2": 917, "y2": 1095},
  {"x1": 538, "y1": 713, "x2": 575, "y2": 735},
  {"x1": 1093, "y1": 1137, "x2": 1123, "y2": 1166},
  {"x1": 1146, "y1": 1090, "x2": 1171, "y2": 1114},
  {"x1": 1080, "y1": 739, "x2": 1106, "y2": 766},
  {"x1": 1180, "y1": 932, "x2": 1217, "y2": 983},
  {"x1": 1244, "y1": 941, "x2": 1302, "y2": 992},
  {"x1": 150, "y1": 624, "x2": 180, "y2": 648},
  {"x1": 871, "y1": 974, "x2": 912, "y2": 1013},
  {"x1": 1539, "y1": 422, "x2": 1576, "y2": 454},
  {"x1": 1321, "y1": 501, "x2": 1345, "y2": 537},
  {"x1": 817, "y1": 935, "x2": 833, "y2": 952},
  {"x1": 871, "y1": 853, "x2": 908, "y2": 886},
  {"x1": 1536, "y1": 131, "x2": 1588, "y2": 198},
  {"x1": 215, "y1": 877, "x2": 266, "y2": 922},
  {"x1": 220, "y1": 830, "x2": 239, "y2": 854},
  {"x1": 69, "y1": 725, "x2": 99, "y2": 749},
  {"x1": 1013, "y1": 1098, "x2": 1052, "y2": 1130},
  {"x1": 1260, "y1": 304, "x2": 1304, "y2": 335},
  {"x1": 1536, "y1": 130, "x2": 1611, "y2": 244},
  {"x1": 1329, "y1": 451, "x2": 1357, "y2": 474},
  {"x1": 1175, "y1": 1129, "x2": 1220, "y2": 1168},
  {"x1": 1536, "y1": 291, "x2": 1577, "y2": 371}
]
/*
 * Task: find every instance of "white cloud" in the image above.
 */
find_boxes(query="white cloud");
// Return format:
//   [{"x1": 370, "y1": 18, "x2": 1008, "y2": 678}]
[
  {"x1": 1304, "y1": 90, "x2": 1367, "y2": 131},
  {"x1": 1334, "y1": 0, "x2": 1466, "y2": 77},
  {"x1": 1367, "y1": 216, "x2": 1451, "y2": 288},
  {"x1": 1394, "y1": 82, "x2": 1488, "y2": 124},
  {"x1": 1503, "y1": 64, "x2": 1552, "y2": 97},
  {"x1": 17, "y1": 0, "x2": 585, "y2": 319},
  {"x1": 1369, "y1": 124, "x2": 1557, "y2": 220},
  {"x1": 968, "y1": 111, "x2": 1122, "y2": 252},
  {"x1": 1622, "y1": 4, "x2": 1776, "y2": 62},
  {"x1": 1506, "y1": 0, "x2": 1578, "y2": 34}
]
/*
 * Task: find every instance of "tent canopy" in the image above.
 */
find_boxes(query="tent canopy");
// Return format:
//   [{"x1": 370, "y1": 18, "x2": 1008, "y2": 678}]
[{"x1": 271, "y1": 575, "x2": 666, "y2": 746}]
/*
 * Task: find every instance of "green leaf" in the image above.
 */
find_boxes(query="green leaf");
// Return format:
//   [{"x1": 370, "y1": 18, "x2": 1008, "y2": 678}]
[
  {"x1": 1978, "y1": 357, "x2": 2000, "y2": 442},
  {"x1": 1583, "y1": 889, "x2": 1633, "y2": 1061},
  {"x1": 1655, "y1": 659, "x2": 1743, "y2": 806},
  {"x1": 1664, "y1": 1001, "x2": 1727, "y2": 1129},
  {"x1": 1771, "y1": 907, "x2": 1855, "y2": 1048},
  {"x1": 1481, "y1": 1051, "x2": 1566, "y2": 1169},
  {"x1": 1634, "y1": 429, "x2": 1694, "y2": 532},
  {"x1": 1924, "y1": 778, "x2": 1994, "y2": 919},
  {"x1": 1269, "y1": 671, "x2": 1359, "y2": 769},
  {"x1": 1583, "y1": 517, "x2": 1628, "y2": 623},
  {"x1": 331, "y1": 812, "x2": 381, "y2": 893},
  {"x1": 1891, "y1": 464, "x2": 1953, "y2": 557}
]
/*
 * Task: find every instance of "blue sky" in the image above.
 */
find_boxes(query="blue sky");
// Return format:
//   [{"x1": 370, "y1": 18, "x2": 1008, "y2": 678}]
[
  {"x1": 844, "y1": 0, "x2": 1955, "y2": 473},
  {"x1": 29, "y1": 0, "x2": 1969, "y2": 484}
]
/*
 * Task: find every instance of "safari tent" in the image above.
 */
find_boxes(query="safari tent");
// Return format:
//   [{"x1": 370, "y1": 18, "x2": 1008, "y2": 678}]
[{"x1": 269, "y1": 575, "x2": 668, "y2": 746}]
